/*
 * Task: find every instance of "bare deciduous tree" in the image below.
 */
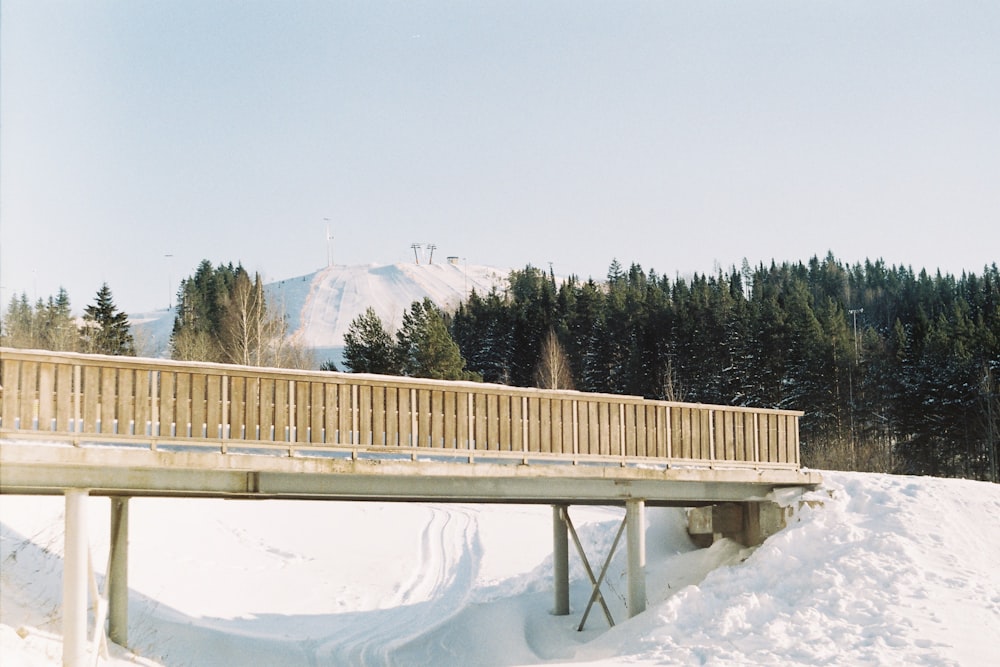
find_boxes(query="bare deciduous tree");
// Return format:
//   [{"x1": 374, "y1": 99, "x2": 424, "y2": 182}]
[{"x1": 534, "y1": 328, "x2": 574, "y2": 390}]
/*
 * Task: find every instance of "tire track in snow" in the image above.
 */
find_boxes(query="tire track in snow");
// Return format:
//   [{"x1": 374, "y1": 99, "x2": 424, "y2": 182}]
[{"x1": 307, "y1": 504, "x2": 484, "y2": 666}]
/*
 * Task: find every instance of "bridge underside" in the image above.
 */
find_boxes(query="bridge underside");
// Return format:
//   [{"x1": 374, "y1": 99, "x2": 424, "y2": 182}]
[
  {"x1": 1, "y1": 439, "x2": 821, "y2": 666},
  {"x1": 0, "y1": 440, "x2": 819, "y2": 506}
]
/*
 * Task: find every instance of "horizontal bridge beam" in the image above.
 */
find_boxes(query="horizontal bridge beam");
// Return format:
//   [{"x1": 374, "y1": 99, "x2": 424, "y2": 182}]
[{"x1": 0, "y1": 442, "x2": 819, "y2": 505}]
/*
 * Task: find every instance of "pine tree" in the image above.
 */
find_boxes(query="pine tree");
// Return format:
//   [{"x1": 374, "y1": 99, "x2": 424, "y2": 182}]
[
  {"x1": 40, "y1": 288, "x2": 79, "y2": 351},
  {"x1": 80, "y1": 283, "x2": 135, "y2": 355},
  {"x1": 343, "y1": 307, "x2": 398, "y2": 374},
  {"x1": 1, "y1": 293, "x2": 37, "y2": 348},
  {"x1": 396, "y1": 298, "x2": 477, "y2": 381}
]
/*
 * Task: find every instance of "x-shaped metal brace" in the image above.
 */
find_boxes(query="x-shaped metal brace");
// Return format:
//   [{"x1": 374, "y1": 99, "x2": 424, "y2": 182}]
[{"x1": 561, "y1": 507, "x2": 627, "y2": 631}]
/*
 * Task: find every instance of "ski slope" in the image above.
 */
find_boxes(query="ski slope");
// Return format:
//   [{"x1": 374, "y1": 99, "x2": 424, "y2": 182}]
[
  {"x1": 133, "y1": 261, "x2": 509, "y2": 361},
  {"x1": 270, "y1": 262, "x2": 507, "y2": 362},
  {"x1": 2, "y1": 471, "x2": 998, "y2": 666}
]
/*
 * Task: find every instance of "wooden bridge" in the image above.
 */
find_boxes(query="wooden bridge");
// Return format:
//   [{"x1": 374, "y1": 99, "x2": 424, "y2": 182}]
[{"x1": 0, "y1": 348, "x2": 820, "y2": 665}]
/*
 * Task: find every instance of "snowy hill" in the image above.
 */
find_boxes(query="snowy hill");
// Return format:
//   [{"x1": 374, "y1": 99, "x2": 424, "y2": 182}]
[
  {"x1": 270, "y1": 262, "x2": 507, "y2": 363},
  {"x1": 133, "y1": 262, "x2": 508, "y2": 361},
  {"x1": 2, "y1": 471, "x2": 998, "y2": 666}
]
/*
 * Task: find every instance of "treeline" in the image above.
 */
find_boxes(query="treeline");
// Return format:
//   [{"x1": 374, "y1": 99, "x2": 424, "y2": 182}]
[
  {"x1": 448, "y1": 255, "x2": 999, "y2": 481},
  {"x1": 169, "y1": 260, "x2": 311, "y2": 368},
  {"x1": 2, "y1": 284, "x2": 135, "y2": 355}
]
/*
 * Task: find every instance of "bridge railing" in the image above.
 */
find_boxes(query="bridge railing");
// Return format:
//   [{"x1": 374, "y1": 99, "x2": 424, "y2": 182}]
[{"x1": 0, "y1": 348, "x2": 802, "y2": 470}]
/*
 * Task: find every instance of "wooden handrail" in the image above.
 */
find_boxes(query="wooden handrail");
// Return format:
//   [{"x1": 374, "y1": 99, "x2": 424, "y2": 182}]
[{"x1": 0, "y1": 348, "x2": 803, "y2": 469}]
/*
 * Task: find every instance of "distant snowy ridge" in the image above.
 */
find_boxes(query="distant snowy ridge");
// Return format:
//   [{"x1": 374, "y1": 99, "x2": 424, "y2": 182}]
[
  {"x1": 268, "y1": 262, "x2": 507, "y2": 360},
  {"x1": 133, "y1": 262, "x2": 509, "y2": 360}
]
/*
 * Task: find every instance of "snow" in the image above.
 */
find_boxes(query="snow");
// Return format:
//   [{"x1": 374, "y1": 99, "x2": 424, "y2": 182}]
[
  {"x1": 133, "y1": 261, "x2": 508, "y2": 360},
  {"x1": 270, "y1": 262, "x2": 507, "y2": 362},
  {"x1": 2, "y1": 471, "x2": 998, "y2": 666}
]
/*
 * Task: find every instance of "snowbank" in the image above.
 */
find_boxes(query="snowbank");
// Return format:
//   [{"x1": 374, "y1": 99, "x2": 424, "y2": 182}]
[{"x1": 2, "y1": 472, "x2": 998, "y2": 666}]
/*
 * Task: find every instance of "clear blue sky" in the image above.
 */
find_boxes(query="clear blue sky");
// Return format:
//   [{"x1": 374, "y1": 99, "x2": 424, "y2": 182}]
[{"x1": 2, "y1": 1, "x2": 998, "y2": 314}]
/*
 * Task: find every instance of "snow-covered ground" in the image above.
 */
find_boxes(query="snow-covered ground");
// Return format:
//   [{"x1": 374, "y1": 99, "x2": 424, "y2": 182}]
[{"x1": 2, "y1": 471, "x2": 998, "y2": 666}]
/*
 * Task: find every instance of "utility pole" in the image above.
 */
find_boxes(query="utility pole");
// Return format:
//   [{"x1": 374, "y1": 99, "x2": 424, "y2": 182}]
[
  {"x1": 325, "y1": 219, "x2": 334, "y2": 267},
  {"x1": 165, "y1": 254, "x2": 174, "y2": 310},
  {"x1": 847, "y1": 308, "x2": 864, "y2": 468},
  {"x1": 411, "y1": 243, "x2": 422, "y2": 265},
  {"x1": 849, "y1": 308, "x2": 864, "y2": 358},
  {"x1": 426, "y1": 244, "x2": 437, "y2": 265}
]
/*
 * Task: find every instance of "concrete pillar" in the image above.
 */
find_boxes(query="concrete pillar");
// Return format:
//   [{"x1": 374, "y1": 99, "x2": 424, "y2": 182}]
[
  {"x1": 63, "y1": 489, "x2": 89, "y2": 667},
  {"x1": 552, "y1": 505, "x2": 570, "y2": 615},
  {"x1": 108, "y1": 497, "x2": 130, "y2": 647},
  {"x1": 625, "y1": 498, "x2": 646, "y2": 617}
]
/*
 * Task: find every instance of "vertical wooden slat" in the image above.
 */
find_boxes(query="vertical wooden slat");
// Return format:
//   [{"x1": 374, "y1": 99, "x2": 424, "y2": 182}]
[
  {"x1": 431, "y1": 390, "x2": 444, "y2": 448},
  {"x1": 539, "y1": 398, "x2": 552, "y2": 454},
  {"x1": 577, "y1": 401, "x2": 591, "y2": 455},
  {"x1": 56, "y1": 364, "x2": 73, "y2": 432},
  {"x1": 753, "y1": 412, "x2": 761, "y2": 464},
  {"x1": 472, "y1": 392, "x2": 490, "y2": 451},
  {"x1": 245, "y1": 377, "x2": 260, "y2": 441},
  {"x1": 17, "y1": 360, "x2": 37, "y2": 430},
  {"x1": 100, "y1": 367, "x2": 117, "y2": 434},
  {"x1": 665, "y1": 406, "x2": 673, "y2": 460},
  {"x1": 417, "y1": 388, "x2": 431, "y2": 449},
  {"x1": 608, "y1": 403, "x2": 621, "y2": 458},
  {"x1": 335, "y1": 383, "x2": 350, "y2": 444},
  {"x1": 311, "y1": 382, "x2": 326, "y2": 444},
  {"x1": 206, "y1": 375, "x2": 223, "y2": 439},
  {"x1": 357, "y1": 385, "x2": 373, "y2": 445},
  {"x1": 625, "y1": 404, "x2": 638, "y2": 458},
  {"x1": 527, "y1": 397, "x2": 541, "y2": 453},
  {"x1": 385, "y1": 386, "x2": 399, "y2": 446},
  {"x1": 190, "y1": 373, "x2": 206, "y2": 439},
  {"x1": 397, "y1": 387, "x2": 411, "y2": 447},
  {"x1": 159, "y1": 371, "x2": 175, "y2": 437},
  {"x1": 258, "y1": 377, "x2": 274, "y2": 441},
  {"x1": 229, "y1": 376, "x2": 246, "y2": 440},
  {"x1": 775, "y1": 415, "x2": 788, "y2": 463},
  {"x1": 116, "y1": 369, "x2": 134, "y2": 435},
  {"x1": 175, "y1": 372, "x2": 191, "y2": 438},
  {"x1": 443, "y1": 391, "x2": 457, "y2": 448},
  {"x1": 742, "y1": 412, "x2": 755, "y2": 462},
  {"x1": 450, "y1": 390, "x2": 464, "y2": 449},
  {"x1": 82, "y1": 366, "x2": 99, "y2": 434},
  {"x1": 680, "y1": 407, "x2": 693, "y2": 459},
  {"x1": 37, "y1": 363, "x2": 55, "y2": 431},
  {"x1": 760, "y1": 412, "x2": 771, "y2": 462},
  {"x1": 294, "y1": 380, "x2": 310, "y2": 443},
  {"x1": 134, "y1": 370, "x2": 150, "y2": 436},
  {"x1": 487, "y1": 393, "x2": 499, "y2": 451},
  {"x1": 272, "y1": 379, "x2": 289, "y2": 441},
  {"x1": 0, "y1": 358, "x2": 20, "y2": 429},
  {"x1": 702, "y1": 408, "x2": 713, "y2": 460},
  {"x1": 598, "y1": 401, "x2": 611, "y2": 456},
  {"x1": 561, "y1": 399, "x2": 574, "y2": 455},
  {"x1": 769, "y1": 414, "x2": 780, "y2": 463},
  {"x1": 499, "y1": 394, "x2": 511, "y2": 451},
  {"x1": 323, "y1": 383, "x2": 339, "y2": 444}
]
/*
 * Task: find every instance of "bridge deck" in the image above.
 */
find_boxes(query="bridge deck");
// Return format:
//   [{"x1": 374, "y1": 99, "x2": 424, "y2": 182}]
[{"x1": 0, "y1": 348, "x2": 819, "y2": 503}]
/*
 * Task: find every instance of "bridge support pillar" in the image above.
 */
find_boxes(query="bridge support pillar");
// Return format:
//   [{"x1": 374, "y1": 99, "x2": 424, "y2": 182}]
[
  {"x1": 108, "y1": 496, "x2": 130, "y2": 647},
  {"x1": 626, "y1": 499, "x2": 646, "y2": 618},
  {"x1": 63, "y1": 489, "x2": 89, "y2": 667},
  {"x1": 552, "y1": 505, "x2": 570, "y2": 615}
]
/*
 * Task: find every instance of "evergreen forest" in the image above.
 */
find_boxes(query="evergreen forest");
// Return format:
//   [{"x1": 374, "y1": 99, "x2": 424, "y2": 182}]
[{"x1": 449, "y1": 255, "x2": 999, "y2": 482}]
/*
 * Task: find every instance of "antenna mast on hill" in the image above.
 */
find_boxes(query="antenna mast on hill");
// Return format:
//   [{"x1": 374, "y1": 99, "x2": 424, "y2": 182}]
[{"x1": 325, "y1": 219, "x2": 334, "y2": 267}]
